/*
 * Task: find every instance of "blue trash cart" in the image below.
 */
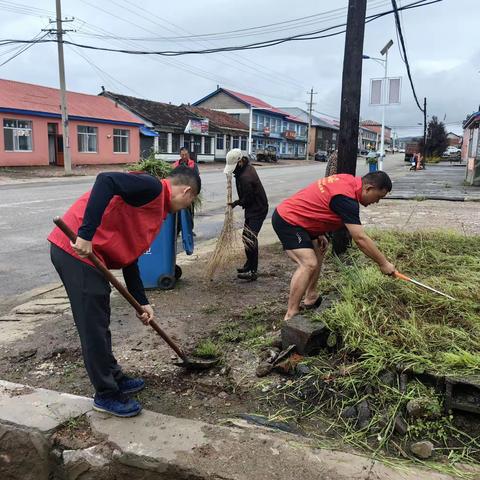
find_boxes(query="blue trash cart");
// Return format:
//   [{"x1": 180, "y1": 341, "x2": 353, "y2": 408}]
[{"x1": 138, "y1": 209, "x2": 194, "y2": 290}]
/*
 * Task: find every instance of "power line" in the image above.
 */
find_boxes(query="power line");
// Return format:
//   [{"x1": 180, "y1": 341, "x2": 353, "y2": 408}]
[
  {"x1": 0, "y1": 30, "x2": 49, "y2": 67},
  {"x1": 66, "y1": 41, "x2": 144, "y2": 97},
  {"x1": 391, "y1": 0, "x2": 424, "y2": 112},
  {"x1": 0, "y1": 0, "x2": 442, "y2": 57}
]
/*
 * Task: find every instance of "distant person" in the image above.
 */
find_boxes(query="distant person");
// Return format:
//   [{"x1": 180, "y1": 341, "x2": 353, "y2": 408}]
[
  {"x1": 272, "y1": 171, "x2": 395, "y2": 321},
  {"x1": 225, "y1": 149, "x2": 269, "y2": 281},
  {"x1": 174, "y1": 147, "x2": 200, "y2": 176},
  {"x1": 48, "y1": 167, "x2": 201, "y2": 417},
  {"x1": 174, "y1": 147, "x2": 199, "y2": 231}
]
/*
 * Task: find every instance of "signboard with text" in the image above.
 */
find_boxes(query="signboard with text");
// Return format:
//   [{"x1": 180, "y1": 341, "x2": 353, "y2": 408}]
[{"x1": 184, "y1": 118, "x2": 209, "y2": 135}]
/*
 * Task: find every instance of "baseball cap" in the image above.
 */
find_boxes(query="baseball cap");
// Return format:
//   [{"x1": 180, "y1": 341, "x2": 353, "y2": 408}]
[{"x1": 224, "y1": 148, "x2": 245, "y2": 175}]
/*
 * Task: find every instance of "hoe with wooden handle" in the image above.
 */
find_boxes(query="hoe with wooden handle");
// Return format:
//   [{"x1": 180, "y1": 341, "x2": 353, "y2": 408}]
[{"x1": 53, "y1": 217, "x2": 218, "y2": 371}]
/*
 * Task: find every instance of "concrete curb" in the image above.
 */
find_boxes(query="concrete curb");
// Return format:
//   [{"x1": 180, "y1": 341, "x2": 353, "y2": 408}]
[{"x1": 0, "y1": 380, "x2": 459, "y2": 480}]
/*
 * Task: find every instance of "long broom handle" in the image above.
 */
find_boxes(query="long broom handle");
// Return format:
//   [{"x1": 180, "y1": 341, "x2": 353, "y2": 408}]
[{"x1": 52, "y1": 217, "x2": 188, "y2": 362}]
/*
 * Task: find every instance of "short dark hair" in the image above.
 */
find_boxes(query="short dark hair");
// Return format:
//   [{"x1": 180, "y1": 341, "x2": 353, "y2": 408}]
[
  {"x1": 179, "y1": 147, "x2": 189, "y2": 153},
  {"x1": 361, "y1": 171, "x2": 392, "y2": 192},
  {"x1": 169, "y1": 165, "x2": 201, "y2": 194}
]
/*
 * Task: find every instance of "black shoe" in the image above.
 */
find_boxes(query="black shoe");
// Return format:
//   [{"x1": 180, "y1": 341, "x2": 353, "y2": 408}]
[
  {"x1": 237, "y1": 266, "x2": 250, "y2": 273},
  {"x1": 237, "y1": 271, "x2": 258, "y2": 281},
  {"x1": 301, "y1": 296, "x2": 323, "y2": 310}
]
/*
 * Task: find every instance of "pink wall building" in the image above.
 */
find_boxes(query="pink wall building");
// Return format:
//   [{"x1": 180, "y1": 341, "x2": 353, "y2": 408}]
[{"x1": 0, "y1": 79, "x2": 142, "y2": 167}]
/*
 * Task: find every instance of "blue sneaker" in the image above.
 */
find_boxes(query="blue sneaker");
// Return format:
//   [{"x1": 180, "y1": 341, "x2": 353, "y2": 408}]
[
  {"x1": 117, "y1": 376, "x2": 145, "y2": 394},
  {"x1": 93, "y1": 393, "x2": 142, "y2": 417}
]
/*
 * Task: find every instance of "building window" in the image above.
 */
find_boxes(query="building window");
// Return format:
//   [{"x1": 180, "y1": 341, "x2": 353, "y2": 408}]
[
  {"x1": 77, "y1": 126, "x2": 97, "y2": 153},
  {"x1": 172, "y1": 134, "x2": 181, "y2": 153},
  {"x1": 298, "y1": 145, "x2": 305, "y2": 156},
  {"x1": 332, "y1": 132, "x2": 337, "y2": 141},
  {"x1": 113, "y1": 128, "x2": 129, "y2": 153},
  {"x1": 232, "y1": 136, "x2": 240, "y2": 148},
  {"x1": 205, "y1": 136, "x2": 212, "y2": 154},
  {"x1": 241, "y1": 136, "x2": 247, "y2": 150},
  {"x1": 158, "y1": 132, "x2": 168, "y2": 153},
  {"x1": 258, "y1": 115, "x2": 264, "y2": 130},
  {"x1": 252, "y1": 114, "x2": 258, "y2": 130},
  {"x1": 3, "y1": 118, "x2": 33, "y2": 151},
  {"x1": 216, "y1": 134, "x2": 224, "y2": 150}
]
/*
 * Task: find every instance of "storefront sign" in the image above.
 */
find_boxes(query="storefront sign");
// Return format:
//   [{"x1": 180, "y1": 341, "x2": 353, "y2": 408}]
[
  {"x1": 184, "y1": 118, "x2": 209, "y2": 135},
  {"x1": 284, "y1": 130, "x2": 296, "y2": 140}
]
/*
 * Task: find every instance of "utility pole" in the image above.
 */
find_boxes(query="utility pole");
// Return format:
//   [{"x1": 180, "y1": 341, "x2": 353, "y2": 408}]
[
  {"x1": 55, "y1": 0, "x2": 72, "y2": 174},
  {"x1": 336, "y1": 0, "x2": 368, "y2": 175},
  {"x1": 305, "y1": 87, "x2": 316, "y2": 161}
]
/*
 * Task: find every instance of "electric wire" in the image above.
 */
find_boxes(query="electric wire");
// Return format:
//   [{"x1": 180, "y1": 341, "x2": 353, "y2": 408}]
[{"x1": 391, "y1": 0, "x2": 424, "y2": 112}]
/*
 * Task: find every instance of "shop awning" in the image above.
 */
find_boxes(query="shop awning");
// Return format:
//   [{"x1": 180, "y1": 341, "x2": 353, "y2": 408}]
[{"x1": 140, "y1": 126, "x2": 159, "y2": 137}]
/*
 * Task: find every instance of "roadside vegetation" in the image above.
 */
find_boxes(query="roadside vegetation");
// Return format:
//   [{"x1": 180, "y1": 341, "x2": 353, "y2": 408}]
[{"x1": 264, "y1": 230, "x2": 480, "y2": 478}]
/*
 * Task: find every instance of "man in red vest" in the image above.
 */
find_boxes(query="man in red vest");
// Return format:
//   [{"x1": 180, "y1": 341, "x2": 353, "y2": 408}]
[
  {"x1": 48, "y1": 166, "x2": 200, "y2": 417},
  {"x1": 272, "y1": 171, "x2": 395, "y2": 321}
]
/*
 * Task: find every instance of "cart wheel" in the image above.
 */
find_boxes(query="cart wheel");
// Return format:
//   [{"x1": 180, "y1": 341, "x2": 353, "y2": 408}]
[
  {"x1": 157, "y1": 275, "x2": 175, "y2": 290},
  {"x1": 175, "y1": 264, "x2": 182, "y2": 280}
]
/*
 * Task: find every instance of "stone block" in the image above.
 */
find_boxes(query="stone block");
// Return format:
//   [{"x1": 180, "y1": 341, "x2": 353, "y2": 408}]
[
  {"x1": 0, "y1": 380, "x2": 92, "y2": 434},
  {"x1": 281, "y1": 314, "x2": 330, "y2": 355}
]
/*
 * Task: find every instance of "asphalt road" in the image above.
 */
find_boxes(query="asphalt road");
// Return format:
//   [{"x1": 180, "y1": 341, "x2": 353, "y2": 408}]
[{"x1": 0, "y1": 155, "x2": 407, "y2": 305}]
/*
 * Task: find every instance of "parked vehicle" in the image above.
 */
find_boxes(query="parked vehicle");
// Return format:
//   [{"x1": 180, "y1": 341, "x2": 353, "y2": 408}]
[
  {"x1": 399, "y1": 148, "x2": 405, "y2": 153},
  {"x1": 256, "y1": 145, "x2": 278, "y2": 163},
  {"x1": 314, "y1": 150, "x2": 328, "y2": 162},
  {"x1": 358, "y1": 148, "x2": 369, "y2": 156}
]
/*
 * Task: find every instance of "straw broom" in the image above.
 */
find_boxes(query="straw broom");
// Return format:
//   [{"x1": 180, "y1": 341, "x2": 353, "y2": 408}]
[
  {"x1": 205, "y1": 173, "x2": 241, "y2": 279},
  {"x1": 205, "y1": 172, "x2": 257, "y2": 280}
]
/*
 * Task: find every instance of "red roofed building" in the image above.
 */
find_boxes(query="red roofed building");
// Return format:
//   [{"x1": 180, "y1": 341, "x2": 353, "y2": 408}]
[
  {"x1": 0, "y1": 78, "x2": 142, "y2": 167},
  {"x1": 192, "y1": 87, "x2": 308, "y2": 159}
]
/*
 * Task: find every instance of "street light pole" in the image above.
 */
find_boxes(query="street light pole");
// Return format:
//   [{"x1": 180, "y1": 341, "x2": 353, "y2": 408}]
[{"x1": 379, "y1": 39, "x2": 393, "y2": 171}]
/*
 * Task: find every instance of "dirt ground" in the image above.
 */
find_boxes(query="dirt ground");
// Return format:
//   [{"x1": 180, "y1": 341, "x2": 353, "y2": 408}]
[{"x1": 0, "y1": 243, "x2": 292, "y2": 424}]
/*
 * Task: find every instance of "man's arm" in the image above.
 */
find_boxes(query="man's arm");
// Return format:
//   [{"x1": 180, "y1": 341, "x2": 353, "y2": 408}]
[
  {"x1": 123, "y1": 261, "x2": 154, "y2": 325},
  {"x1": 72, "y1": 172, "x2": 161, "y2": 257},
  {"x1": 345, "y1": 224, "x2": 395, "y2": 275}
]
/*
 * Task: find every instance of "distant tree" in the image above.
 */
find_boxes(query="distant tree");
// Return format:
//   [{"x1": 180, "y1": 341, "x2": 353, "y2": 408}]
[{"x1": 419, "y1": 116, "x2": 448, "y2": 157}]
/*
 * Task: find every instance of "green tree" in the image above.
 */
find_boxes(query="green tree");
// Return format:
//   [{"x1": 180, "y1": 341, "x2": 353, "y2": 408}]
[{"x1": 420, "y1": 116, "x2": 448, "y2": 157}]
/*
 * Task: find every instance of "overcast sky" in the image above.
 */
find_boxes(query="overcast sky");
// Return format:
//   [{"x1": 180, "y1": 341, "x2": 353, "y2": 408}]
[{"x1": 1, "y1": 0, "x2": 478, "y2": 137}]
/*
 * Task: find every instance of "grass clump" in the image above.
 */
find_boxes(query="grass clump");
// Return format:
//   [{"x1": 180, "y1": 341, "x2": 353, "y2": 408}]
[
  {"x1": 193, "y1": 339, "x2": 221, "y2": 359},
  {"x1": 128, "y1": 154, "x2": 173, "y2": 178},
  {"x1": 266, "y1": 230, "x2": 480, "y2": 476}
]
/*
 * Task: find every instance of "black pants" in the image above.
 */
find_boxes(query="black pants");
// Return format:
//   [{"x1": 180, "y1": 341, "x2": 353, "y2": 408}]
[
  {"x1": 50, "y1": 244, "x2": 124, "y2": 397},
  {"x1": 242, "y1": 215, "x2": 266, "y2": 272}
]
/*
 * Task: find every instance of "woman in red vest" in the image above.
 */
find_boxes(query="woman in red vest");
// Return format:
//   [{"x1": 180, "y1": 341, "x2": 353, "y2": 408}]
[
  {"x1": 272, "y1": 171, "x2": 395, "y2": 321},
  {"x1": 173, "y1": 147, "x2": 200, "y2": 176},
  {"x1": 48, "y1": 167, "x2": 200, "y2": 417}
]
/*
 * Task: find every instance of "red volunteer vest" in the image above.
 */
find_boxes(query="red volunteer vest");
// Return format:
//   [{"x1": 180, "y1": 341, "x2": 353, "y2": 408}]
[
  {"x1": 173, "y1": 158, "x2": 195, "y2": 169},
  {"x1": 48, "y1": 178, "x2": 171, "y2": 269},
  {"x1": 276, "y1": 174, "x2": 362, "y2": 237}
]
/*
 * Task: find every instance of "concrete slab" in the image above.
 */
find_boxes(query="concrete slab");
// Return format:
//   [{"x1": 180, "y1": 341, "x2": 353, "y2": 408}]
[
  {"x1": 0, "y1": 380, "x2": 461, "y2": 479},
  {"x1": 0, "y1": 380, "x2": 92, "y2": 433}
]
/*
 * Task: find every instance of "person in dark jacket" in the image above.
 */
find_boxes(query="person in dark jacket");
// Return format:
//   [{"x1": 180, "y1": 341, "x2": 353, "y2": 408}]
[{"x1": 225, "y1": 148, "x2": 269, "y2": 281}]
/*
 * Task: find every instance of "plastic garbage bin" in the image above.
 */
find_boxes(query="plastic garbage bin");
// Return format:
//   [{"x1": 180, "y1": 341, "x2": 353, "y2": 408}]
[
  {"x1": 138, "y1": 210, "x2": 194, "y2": 290},
  {"x1": 368, "y1": 161, "x2": 378, "y2": 173}
]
